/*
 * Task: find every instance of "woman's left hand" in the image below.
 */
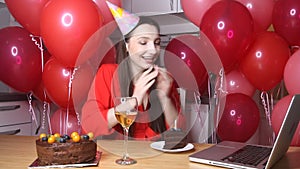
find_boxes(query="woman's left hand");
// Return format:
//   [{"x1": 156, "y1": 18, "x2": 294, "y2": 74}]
[{"x1": 155, "y1": 66, "x2": 173, "y2": 98}]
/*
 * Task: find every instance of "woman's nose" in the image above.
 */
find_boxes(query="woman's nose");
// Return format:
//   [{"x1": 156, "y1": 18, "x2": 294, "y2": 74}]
[{"x1": 147, "y1": 43, "x2": 158, "y2": 54}]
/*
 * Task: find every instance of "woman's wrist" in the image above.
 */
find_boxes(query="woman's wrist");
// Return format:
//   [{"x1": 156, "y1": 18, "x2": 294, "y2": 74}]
[
  {"x1": 158, "y1": 94, "x2": 171, "y2": 109},
  {"x1": 132, "y1": 94, "x2": 142, "y2": 106},
  {"x1": 107, "y1": 108, "x2": 119, "y2": 128},
  {"x1": 157, "y1": 89, "x2": 170, "y2": 100}
]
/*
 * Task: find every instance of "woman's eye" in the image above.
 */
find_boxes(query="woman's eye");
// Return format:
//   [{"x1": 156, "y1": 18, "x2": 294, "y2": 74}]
[
  {"x1": 139, "y1": 41, "x2": 147, "y2": 45},
  {"x1": 138, "y1": 39, "x2": 160, "y2": 46}
]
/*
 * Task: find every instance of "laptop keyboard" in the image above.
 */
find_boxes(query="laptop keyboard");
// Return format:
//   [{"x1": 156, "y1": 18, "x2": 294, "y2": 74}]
[{"x1": 222, "y1": 145, "x2": 272, "y2": 166}]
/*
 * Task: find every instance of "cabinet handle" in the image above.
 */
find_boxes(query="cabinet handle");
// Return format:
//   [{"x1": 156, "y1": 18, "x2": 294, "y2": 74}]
[
  {"x1": 170, "y1": 0, "x2": 174, "y2": 11},
  {"x1": 0, "y1": 105, "x2": 21, "y2": 111},
  {"x1": 0, "y1": 129, "x2": 21, "y2": 135}
]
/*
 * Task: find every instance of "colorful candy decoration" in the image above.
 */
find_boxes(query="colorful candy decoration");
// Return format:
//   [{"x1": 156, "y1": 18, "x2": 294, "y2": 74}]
[{"x1": 39, "y1": 132, "x2": 94, "y2": 144}]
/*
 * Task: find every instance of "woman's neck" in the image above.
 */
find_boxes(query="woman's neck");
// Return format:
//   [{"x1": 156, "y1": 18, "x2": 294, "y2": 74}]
[{"x1": 128, "y1": 59, "x2": 145, "y2": 76}]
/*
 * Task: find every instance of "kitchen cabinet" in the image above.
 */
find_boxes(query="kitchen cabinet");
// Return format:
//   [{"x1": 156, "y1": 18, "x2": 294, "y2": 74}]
[
  {"x1": 0, "y1": 99, "x2": 32, "y2": 136},
  {"x1": 0, "y1": 93, "x2": 48, "y2": 136},
  {"x1": 122, "y1": 0, "x2": 183, "y2": 15}
]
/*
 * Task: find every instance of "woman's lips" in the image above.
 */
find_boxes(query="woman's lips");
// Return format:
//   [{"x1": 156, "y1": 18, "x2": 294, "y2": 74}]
[{"x1": 142, "y1": 56, "x2": 154, "y2": 63}]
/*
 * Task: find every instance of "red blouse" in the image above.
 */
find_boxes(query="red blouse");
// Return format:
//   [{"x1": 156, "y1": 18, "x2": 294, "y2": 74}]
[{"x1": 81, "y1": 64, "x2": 183, "y2": 140}]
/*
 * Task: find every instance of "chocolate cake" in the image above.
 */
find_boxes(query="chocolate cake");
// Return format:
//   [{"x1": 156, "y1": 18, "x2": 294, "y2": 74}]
[
  {"x1": 36, "y1": 133, "x2": 97, "y2": 165},
  {"x1": 163, "y1": 129, "x2": 188, "y2": 149}
]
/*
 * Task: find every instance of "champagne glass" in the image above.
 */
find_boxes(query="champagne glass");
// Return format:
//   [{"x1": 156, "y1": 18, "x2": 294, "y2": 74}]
[{"x1": 114, "y1": 97, "x2": 138, "y2": 165}]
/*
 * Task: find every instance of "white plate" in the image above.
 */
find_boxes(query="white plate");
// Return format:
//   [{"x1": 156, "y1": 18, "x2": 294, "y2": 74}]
[{"x1": 150, "y1": 141, "x2": 194, "y2": 153}]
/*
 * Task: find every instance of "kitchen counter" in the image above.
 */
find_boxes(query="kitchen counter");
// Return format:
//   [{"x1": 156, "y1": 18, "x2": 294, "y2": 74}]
[{"x1": 0, "y1": 135, "x2": 300, "y2": 169}]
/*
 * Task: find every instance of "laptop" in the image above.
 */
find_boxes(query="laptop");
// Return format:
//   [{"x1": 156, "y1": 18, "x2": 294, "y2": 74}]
[{"x1": 189, "y1": 94, "x2": 300, "y2": 169}]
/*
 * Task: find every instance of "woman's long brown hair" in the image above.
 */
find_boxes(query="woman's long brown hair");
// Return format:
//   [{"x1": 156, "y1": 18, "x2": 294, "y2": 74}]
[{"x1": 115, "y1": 16, "x2": 166, "y2": 138}]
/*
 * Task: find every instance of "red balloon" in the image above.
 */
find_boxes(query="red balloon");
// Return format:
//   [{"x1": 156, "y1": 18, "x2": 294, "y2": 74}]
[
  {"x1": 164, "y1": 35, "x2": 208, "y2": 93},
  {"x1": 225, "y1": 69, "x2": 256, "y2": 96},
  {"x1": 42, "y1": 58, "x2": 73, "y2": 108},
  {"x1": 0, "y1": 26, "x2": 42, "y2": 92},
  {"x1": 181, "y1": 0, "x2": 219, "y2": 26},
  {"x1": 78, "y1": 29, "x2": 115, "y2": 73},
  {"x1": 99, "y1": 39, "x2": 116, "y2": 65},
  {"x1": 32, "y1": 50, "x2": 52, "y2": 102},
  {"x1": 272, "y1": 0, "x2": 300, "y2": 46},
  {"x1": 40, "y1": 0, "x2": 103, "y2": 67},
  {"x1": 32, "y1": 81, "x2": 52, "y2": 103},
  {"x1": 93, "y1": 0, "x2": 121, "y2": 36},
  {"x1": 237, "y1": 0, "x2": 275, "y2": 33},
  {"x1": 87, "y1": 37, "x2": 116, "y2": 73},
  {"x1": 217, "y1": 93, "x2": 260, "y2": 142},
  {"x1": 240, "y1": 31, "x2": 290, "y2": 91},
  {"x1": 200, "y1": 0, "x2": 254, "y2": 72},
  {"x1": 284, "y1": 49, "x2": 300, "y2": 95},
  {"x1": 271, "y1": 95, "x2": 300, "y2": 146},
  {"x1": 5, "y1": 0, "x2": 49, "y2": 35},
  {"x1": 50, "y1": 108, "x2": 82, "y2": 135},
  {"x1": 71, "y1": 62, "x2": 95, "y2": 110},
  {"x1": 42, "y1": 58, "x2": 94, "y2": 109}
]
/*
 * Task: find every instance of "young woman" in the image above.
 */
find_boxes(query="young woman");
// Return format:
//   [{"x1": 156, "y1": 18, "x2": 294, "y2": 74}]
[{"x1": 81, "y1": 16, "x2": 183, "y2": 140}]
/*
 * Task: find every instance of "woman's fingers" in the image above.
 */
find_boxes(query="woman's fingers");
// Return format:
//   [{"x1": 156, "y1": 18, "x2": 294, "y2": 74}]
[
  {"x1": 133, "y1": 67, "x2": 158, "y2": 106},
  {"x1": 139, "y1": 66, "x2": 158, "y2": 85}
]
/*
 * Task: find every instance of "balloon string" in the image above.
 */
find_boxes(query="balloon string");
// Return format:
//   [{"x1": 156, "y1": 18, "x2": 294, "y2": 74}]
[
  {"x1": 260, "y1": 91, "x2": 272, "y2": 126},
  {"x1": 30, "y1": 35, "x2": 44, "y2": 70},
  {"x1": 46, "y1": 103, "x2": 52, "y2": 134},
  {"x1": 207, "y1": 72, "x2": 215, "y2": 143},
  {"x1": 66, "y1": 68, "x2": 74, "y2": 135},
  {"x1": 27, "y1": 92, "x2": 39, "y2": 129},
  {"x1": 66, "y1": 108, "x2": 69, "y2": 135},
  {"x1": 194, "y1": 91, "x2": 203, "y2": 126},
  {"x1": 270, "y1": 92, "x2": 274, "y2": 113},
  {"x1": 194, "y1": 91, "x2": 208, "y2": 142},
  {"x1": 41, "y1": 90, "x2": 50, "y2": 132},
  {"x1": 269, "y1": 92, "x2": 275, "y2": 145},
  {"x1": 275, "y1": 81, "x2": 283, "y2": 99},
  {"x1": 30, "y1": 35, "x2": 52, "y2": 134},
  {"x1": 217, "y1": 68, "x2": 227, "y2": 95},
  {"x1": 41, "y1": 101, "x2": 47, "y2": 130},
  {"x1": 67, "y1": 67, "x2": 81, "y2": 132},
  {"x1": 59, "y1": 108, "x2": 63, "y2": 135},
  {"x1": 210, "y1": 68, "x2": 226, "y2": 143},
  {"x1": 30, "y1": 35, "x2": 43, "y2": 50},
  {"x1": 215, "y1": 68, "x2": 227, "y2": 127}
]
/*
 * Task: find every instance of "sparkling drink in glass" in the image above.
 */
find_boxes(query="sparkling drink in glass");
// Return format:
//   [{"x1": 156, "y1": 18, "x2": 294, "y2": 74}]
[{"x1": 114, "y1": 97, "x2": 138, "y2": 165}]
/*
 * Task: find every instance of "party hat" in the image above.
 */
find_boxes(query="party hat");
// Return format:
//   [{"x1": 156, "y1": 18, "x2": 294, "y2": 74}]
[{"x1": 106, "y1": 1, "x2": 140, "y2": 35}]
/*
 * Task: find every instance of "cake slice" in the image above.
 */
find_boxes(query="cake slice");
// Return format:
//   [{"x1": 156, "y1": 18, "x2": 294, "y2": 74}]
[{"x1": 163, "y1": 129, "x2": 188, "y2": 150}]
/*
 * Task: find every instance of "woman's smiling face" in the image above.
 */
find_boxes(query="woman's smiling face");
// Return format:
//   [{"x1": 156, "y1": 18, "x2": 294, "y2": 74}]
[{"x1": 126, "y1": 24, "x2": 161, "y2": 73}]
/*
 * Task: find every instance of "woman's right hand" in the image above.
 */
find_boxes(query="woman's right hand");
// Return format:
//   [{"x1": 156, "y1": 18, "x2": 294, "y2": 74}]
[{"x1": 132, "y1": 66, "x2": 158, "y2": 106}]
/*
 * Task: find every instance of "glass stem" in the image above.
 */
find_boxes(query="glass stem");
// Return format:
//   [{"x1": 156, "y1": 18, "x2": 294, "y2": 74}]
[{"x1": 123, "y1": 127, "x2": 129, "y2": 160}]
